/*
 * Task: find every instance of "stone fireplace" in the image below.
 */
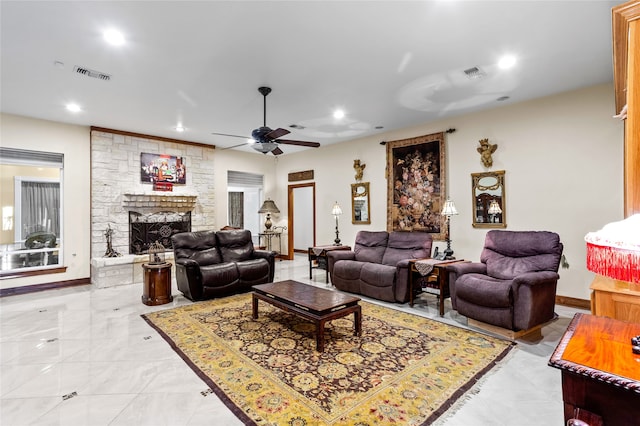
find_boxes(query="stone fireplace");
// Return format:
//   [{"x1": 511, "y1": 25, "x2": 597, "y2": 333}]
[{"x1": 90, "y1": 128, "x2": 215, "y2": 288}]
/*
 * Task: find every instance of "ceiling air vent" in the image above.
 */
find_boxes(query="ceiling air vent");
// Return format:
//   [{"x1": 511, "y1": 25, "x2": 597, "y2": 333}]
[
  {"x1": 463, "y1": 66, "x2": 485, "y2": 80},
  {"x1": 73, "y1": 66, "x2": 111, "y2": 81}
]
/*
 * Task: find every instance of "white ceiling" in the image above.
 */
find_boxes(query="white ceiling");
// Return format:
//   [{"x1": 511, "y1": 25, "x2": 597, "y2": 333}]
[{"x1": 0, "y1": 1, "x2": 624, "y2": 155}]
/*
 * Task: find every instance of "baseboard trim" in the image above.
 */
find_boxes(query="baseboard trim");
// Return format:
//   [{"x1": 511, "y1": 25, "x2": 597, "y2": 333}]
[
  {"x1": 555, "y1": 295, "x2": 591, "y2": 310},
  {"x1": 0, "y1": 278, "x2": 90, "y2": 298}
]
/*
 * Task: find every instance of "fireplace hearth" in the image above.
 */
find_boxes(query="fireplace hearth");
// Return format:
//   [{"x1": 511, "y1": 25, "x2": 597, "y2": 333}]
[{"x1": 129, "y1": 211, "x2": 191, "y2": 254}]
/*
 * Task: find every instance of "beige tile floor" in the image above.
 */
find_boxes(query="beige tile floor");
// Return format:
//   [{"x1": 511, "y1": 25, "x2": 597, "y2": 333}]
[{"x1": 1, "y1": 254, "x2": 587, "y2": 425}]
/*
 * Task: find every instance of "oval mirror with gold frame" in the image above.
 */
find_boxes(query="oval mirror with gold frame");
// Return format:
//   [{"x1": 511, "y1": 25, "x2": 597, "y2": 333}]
[
  {"x1": 351, "y1": 182, "x2": 371, "y2": 224},
  {"x1": 471, "y1": 170, "x2": 506, "y2": 228}
]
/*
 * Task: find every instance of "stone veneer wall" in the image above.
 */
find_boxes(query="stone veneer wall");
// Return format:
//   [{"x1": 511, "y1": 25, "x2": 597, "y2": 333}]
[{"x1": 90, "y1": 129, "x2": 216, "y2": 287}]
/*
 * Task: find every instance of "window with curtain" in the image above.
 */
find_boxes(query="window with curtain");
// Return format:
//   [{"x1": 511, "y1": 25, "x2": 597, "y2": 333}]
[
  {"x1": 18, "y1": 179, "x2": 60, "y2": 239},
  {"x1": 227, "y1": 171, "x2": 264, "y2": 243},
  {"x1": 0, "y1": 147, "x2": 63, "y2": 273}
]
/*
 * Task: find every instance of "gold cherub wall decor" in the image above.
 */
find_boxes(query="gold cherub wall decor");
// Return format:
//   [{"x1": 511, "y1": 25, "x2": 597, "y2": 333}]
[
  {"x1": 477, "y1": 138, "x2": 498, "y2": 168},
  {"x1": 353, "y1": 159, "x2": 366, "y2": 181}
]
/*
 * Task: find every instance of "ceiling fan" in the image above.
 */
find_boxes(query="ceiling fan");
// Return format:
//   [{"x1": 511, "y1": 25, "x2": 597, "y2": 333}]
[{"x1": 212, "y1": 86, "x2": 321, "y2": 155}]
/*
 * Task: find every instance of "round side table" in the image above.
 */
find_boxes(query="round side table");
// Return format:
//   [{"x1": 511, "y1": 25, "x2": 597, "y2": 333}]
[{"x1": 142, "y1": 262, "x2": 173, "y2": 306}]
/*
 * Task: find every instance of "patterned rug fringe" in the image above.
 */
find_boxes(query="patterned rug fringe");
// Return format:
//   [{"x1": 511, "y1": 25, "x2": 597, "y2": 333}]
[{"x1": 431, "y1": 348, "x2": 516, "y2": 426}]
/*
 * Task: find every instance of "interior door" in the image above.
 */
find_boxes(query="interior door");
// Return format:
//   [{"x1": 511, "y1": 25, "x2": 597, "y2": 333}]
[{"x1": 288, "y1": 183, "x2": 315, "y2": 258}]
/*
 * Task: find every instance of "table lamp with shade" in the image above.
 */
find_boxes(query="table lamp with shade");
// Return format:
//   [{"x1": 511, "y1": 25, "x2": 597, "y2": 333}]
[
  {"x1": 258, "y1": 199, "x2": 280, "y2": 231},
  {"x1": 440, "y1": 198, "x2": 459, "y2": 259}
]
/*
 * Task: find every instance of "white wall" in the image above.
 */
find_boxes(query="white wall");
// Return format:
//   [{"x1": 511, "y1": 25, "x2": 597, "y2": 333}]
[
  {"x1": 212, "y1": 149, "x2": 278, "y2": 230},
  {"x1": 276, "y1": 83, "x2": 624, "y2": 300},
  {"x1": 1, "y1": 113, "x2": 91, "y2": 289},
  {"x1": 0, "y1": 83, "x2": 624, "y2": 300}
]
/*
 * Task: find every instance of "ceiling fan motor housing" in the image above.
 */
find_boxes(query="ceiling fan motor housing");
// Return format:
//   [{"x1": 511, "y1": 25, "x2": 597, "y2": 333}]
[{"x1": 251, "y1": 126, "x2": 273, "y2": 143}]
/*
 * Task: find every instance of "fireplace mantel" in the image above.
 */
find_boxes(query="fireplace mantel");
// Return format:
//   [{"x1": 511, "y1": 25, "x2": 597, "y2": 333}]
[{"x1": 123, "y1": 193, "x2": 197, "y2": 210}]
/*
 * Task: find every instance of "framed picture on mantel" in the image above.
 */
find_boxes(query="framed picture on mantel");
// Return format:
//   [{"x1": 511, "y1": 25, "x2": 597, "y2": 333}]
[
  {"x1": 386, "y1": 132, "x2": 445, "y2": 241},
  {"x1": 140, "y1": 152, "x2": 186, "y2": 184}
]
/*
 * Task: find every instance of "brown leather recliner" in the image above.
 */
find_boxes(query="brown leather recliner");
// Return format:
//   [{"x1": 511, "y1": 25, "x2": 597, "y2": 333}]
[{"x1": 171, "y1": 229, "x2": 276, "y2": 301}]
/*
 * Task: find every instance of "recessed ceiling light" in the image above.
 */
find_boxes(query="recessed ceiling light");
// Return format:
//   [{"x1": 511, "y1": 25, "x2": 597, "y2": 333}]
[
  {"x1": 498, "y1": 55, "x2": 516, "y2": 70},
  {"x1": 103, "y1": 29, "x2": 125, "y2": 46},
  {"x1": 333, "y1": 109, "x2": 345, "y2": 120},
  {"x1": 66, "y1": 103, "x2": 81, "y2": 113},
  {"x1": 175, "y1": 125, "x2": 185, "y2": 132}
]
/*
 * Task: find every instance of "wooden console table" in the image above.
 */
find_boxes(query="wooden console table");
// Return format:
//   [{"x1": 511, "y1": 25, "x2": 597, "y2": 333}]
[
  {"x1": 548, "y1": 313, "x2": 640, "y2": 425},
  {"x1": 142, "y1": 262, "x2": 173, "y2": 306}
]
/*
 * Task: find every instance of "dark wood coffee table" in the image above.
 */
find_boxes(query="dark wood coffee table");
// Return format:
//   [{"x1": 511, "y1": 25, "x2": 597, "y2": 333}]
[{"x1": 252, "y1": 280, "x2": 362, "y2": 352}]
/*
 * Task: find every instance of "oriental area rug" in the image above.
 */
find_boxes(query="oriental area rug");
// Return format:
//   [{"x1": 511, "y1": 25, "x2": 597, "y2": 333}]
[{"x1": 142, "y1": 293, "x2": 514, "y2": 426}]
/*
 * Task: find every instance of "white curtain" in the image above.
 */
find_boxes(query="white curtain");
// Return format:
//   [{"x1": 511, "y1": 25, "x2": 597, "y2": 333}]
[{"x1": 21, "y1": 181, "x2": 60, "y2": 239}]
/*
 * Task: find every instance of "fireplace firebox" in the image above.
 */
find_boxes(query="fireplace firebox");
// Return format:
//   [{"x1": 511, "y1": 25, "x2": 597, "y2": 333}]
[{"x1": 129, "y1": 211, "x2": 191, "y2": 254}]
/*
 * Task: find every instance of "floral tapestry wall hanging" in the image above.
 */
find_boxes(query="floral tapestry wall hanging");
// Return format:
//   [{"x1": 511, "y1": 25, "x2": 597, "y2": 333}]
[{"x1": 386, "y1": 132, "x2": 445, "y2": 240}]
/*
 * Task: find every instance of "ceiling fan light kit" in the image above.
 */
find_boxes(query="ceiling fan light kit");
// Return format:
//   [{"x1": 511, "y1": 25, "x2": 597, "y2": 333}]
[{"x1": 211, "y1": 87, "x2": 321, "y2": 155}]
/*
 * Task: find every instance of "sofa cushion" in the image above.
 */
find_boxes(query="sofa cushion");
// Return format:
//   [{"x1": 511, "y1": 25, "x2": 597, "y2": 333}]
[
  {"x1": 200, "y1": 262, "x2": 239, "y2": 287},
  {"x1": 172, "y1": 231, "x2": 221, "y2": 266},
  {"x1": 381, "y1": 231, "x2": 432, "y2": 266},
  {"x1": 455, "y1": 274, "x2": 512, "y2": 308},
  {"x1": 217, "y1": 229, "x2": 254, "y2": 262},
  {"x1": 236, "y1": 258, "x2": 270, "y2": 283},
  {"x1": 354, "y1": 231, "x2": 389, "y2": 264},
  {"x1": 360, "y1": 263, "x2": 397, "y2": 288}
]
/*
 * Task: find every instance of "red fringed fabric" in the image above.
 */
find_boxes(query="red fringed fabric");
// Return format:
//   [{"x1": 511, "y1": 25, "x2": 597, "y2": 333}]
[{"x1": 586, "y1": 242, "x2": 640, "y2": 284}]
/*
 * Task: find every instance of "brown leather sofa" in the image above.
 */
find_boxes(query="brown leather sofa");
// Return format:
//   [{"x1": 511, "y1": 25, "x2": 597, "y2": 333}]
[
  {"x1": 327, "y1": 230, "x2": 432, "y2": 303},
  {"x1": 171, "y1": 229, "x2": 276, "y2": 301}
]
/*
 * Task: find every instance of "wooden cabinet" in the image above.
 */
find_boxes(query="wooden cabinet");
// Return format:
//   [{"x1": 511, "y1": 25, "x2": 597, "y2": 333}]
[
  {"x1": 612, "y1": 1, "x2": 640, "y2": 216},
  {"x1": 590, "y1": 274, "x2": 640, "y2": 323}
]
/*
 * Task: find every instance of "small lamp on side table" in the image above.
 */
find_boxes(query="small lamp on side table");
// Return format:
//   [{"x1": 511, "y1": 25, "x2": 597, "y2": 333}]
[
  {"x1": 332, "y1": 201, "x2": 343, "y2": 245},
  {"x1": 258, "y1": 199, "x2": 280, "y2": 232},
  {"x1": 441, "y1": 198, "x2": 459, "y2": 259}
]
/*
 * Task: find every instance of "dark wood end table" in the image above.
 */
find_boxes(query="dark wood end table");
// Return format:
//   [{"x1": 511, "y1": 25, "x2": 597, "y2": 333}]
[
  {"x1": 308, "y1": 245, "x2": 351, "y2": 283},
  {"x1": 548, "y1": 313, "x2": 640, "y2": 426},
  {"x1": 408, "y1": 259, "x2": 466, "y2": 316},
  {"x1": 252, "y1": 280, "x2": 361, "y2": 352},
  {"x1": 142, "y1": 262, "x2": 173, "y2": 306}
]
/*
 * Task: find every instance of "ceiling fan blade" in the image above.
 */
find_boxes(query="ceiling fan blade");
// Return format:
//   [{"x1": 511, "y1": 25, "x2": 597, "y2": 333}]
[
  {"x1": 271, "y1": 147, "x2": 284, "y2": 155},
  {"x1": 211, "y1": 132, "x2": 249, "y2": 139},
  {"x1": 221, "y1": 142, "x2": 250, "y2": 150},
  {"x1": 265, "y1": 128, "x2": 290, "y2": 140},
  {"x1": 276, "y1": 139, "x2": 321, "y2": 148}
]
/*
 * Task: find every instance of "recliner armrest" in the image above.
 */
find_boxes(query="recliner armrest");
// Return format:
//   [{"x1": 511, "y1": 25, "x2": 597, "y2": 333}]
[
  {"x1": 252, "y1": 249, "x2": 277, "y2": 261},
  {"x1": 447, "y1": 262, "x2": 487, "y2": 310},
  {"x1": 251, "y1": 249, "x2": 277, "y2": 282},
  {"x1": 395, "y1": 258, "x2": 412, "y2": 269},
  {"x1": 174, "y1": 258, "x2": 204, "y2": 301},
  {"x1": 447, "y1": 262, "x2": 487, "y2": 275},
  {"x1": 327, "y1": 250, "x2": 355, "y2": 275},
  {"x1": 175, "y1": 258, "x2": 199, "y2": 268},
  {"x1": 512, "y1": 271, "x2": 560, "y2": 287}
]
